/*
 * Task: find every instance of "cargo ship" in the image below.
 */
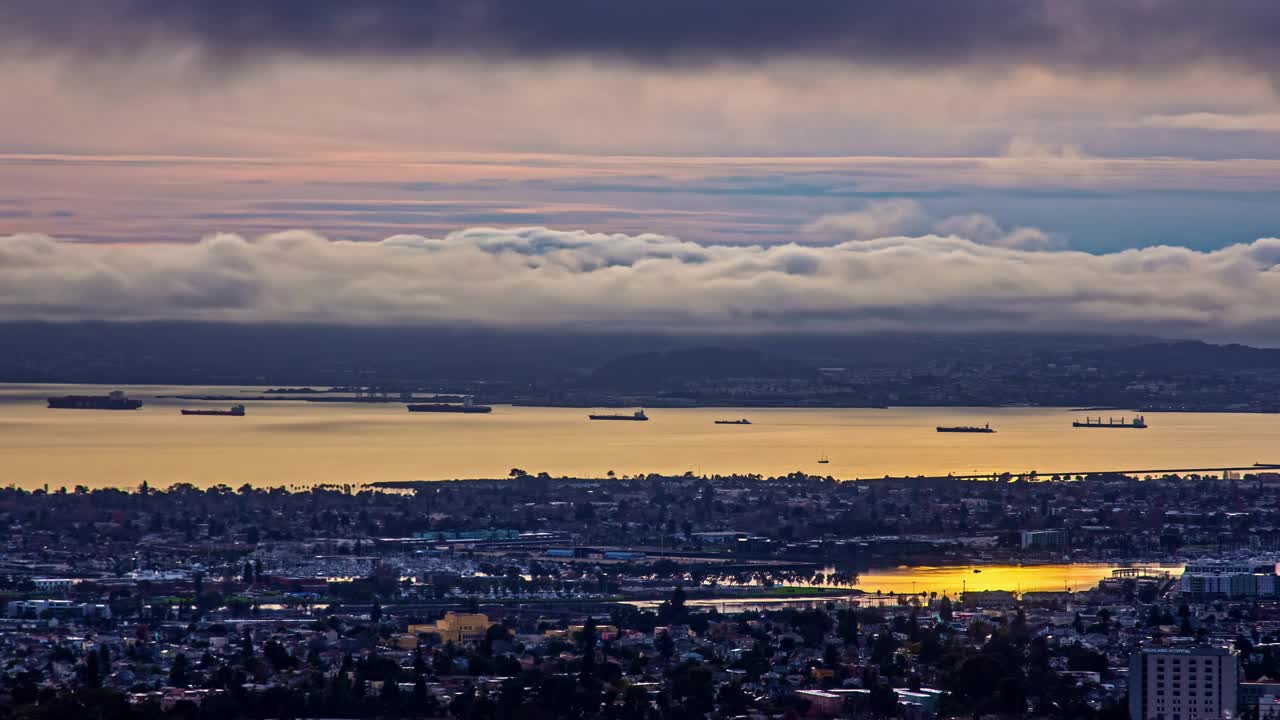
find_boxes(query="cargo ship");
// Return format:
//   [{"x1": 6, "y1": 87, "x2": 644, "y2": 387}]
[
  {"x1": 715, "y1": 418, "x2": 751, "y2": 425},
  {"x1": 936, "y1": 423, "x2": 995, "y2": 433},
  {"x1": 181, "y1": 404, "x2": 245, "y2": 417},
  {"x1": 1073, "y1": 415, "x2": 1147, "y2": 429},
  {"x1": 407, "y1": 395, "x2": 492, "y2": 414},
  {"x1": 588, "y1": 409, "x2": 648, "y2": 421},
  {"x1": 47, "y1": 390, "x2": 142, "y2": 410}
]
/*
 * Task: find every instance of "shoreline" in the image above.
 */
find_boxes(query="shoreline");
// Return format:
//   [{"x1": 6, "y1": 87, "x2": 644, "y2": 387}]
[{"x1": 6, "y1": 383, "x2": 1280, "y2": 413}]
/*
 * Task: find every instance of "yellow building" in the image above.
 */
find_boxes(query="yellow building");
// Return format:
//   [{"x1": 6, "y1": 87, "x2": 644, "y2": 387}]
[{"x1": 408, "y1": 612, "x2": 495, "y2": 645}]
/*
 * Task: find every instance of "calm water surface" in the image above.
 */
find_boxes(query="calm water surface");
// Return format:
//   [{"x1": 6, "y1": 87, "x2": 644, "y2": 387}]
[
  {"x1": 3, "y1": 384, "x2": 1279, "y2": 489},
  {"x1": 851, "y1": 563, "x2": 1183, "y2": 596},
  {"x1": 629, "y1": 563, "x2": 1185, "y2": 609}
]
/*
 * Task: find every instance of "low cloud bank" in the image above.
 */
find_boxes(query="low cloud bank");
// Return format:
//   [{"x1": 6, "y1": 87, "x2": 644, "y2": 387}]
[{"x1": 3, "y1": 225, "x2": 1280, "y2": 340}]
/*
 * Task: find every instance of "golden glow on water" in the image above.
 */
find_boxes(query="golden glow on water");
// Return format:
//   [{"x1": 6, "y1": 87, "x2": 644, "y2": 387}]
[
  {"x1": 849, "y1": 563, "x2": 1184, "y2": 597},
  {"x1": 4, "y1": 384, "x2": 1280, "y2": 489}
]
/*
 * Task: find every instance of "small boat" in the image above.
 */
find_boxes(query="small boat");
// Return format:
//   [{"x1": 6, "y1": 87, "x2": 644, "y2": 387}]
[
  {"x1": 817, "y1": 454, "x2": 830, "y2": 464},
  {"x1": 715, "y1": 418, "x2": 751, "y2": 425},
  {"x1": 973, "y1": 569, "x2": 982, "y2": 574}
]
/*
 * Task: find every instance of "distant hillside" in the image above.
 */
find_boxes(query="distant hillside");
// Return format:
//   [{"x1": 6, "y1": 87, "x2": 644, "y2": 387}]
[
  {"x1": 588, "y1": 347, "x2": 813, "y2": 390},
  {"x1": 0, "y1": 320, "x2": 1192, "y2": 385},
  {"x1": 1070, "y1": 340, "x2": 1280, "y2": 373}
]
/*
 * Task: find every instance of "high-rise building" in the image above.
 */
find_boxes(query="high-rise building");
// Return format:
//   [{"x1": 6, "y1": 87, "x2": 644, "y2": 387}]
[{"x1": 1129, "y1": 646, "x2": 1239, "y2": 720}]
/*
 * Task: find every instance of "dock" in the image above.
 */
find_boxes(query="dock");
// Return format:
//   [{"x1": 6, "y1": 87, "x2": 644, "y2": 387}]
[{"x1": 858, "y1": 463, "x2": 1280, "y2": 483}]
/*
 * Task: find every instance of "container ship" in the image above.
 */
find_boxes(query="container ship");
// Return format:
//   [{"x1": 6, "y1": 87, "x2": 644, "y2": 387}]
[
  {"x1": 588, "y1": 409, "x2": 648, "y2": 421},
  {"x1": 181, "y1": 404, "x2": 245, "y2": 417},
  {"x1": 407, "y1": 396, "x2": 492, "y2": 414},
  {"x1": 47, "y1": 390, "x2": 142, "y2": 410},
  {"x1": 936, "y1": 423, "x2": 995, "y2": 433},
  {"x1": 715, "y1": 418, "x2": 751, "y2": 425},
  {"x1": 1073, "y1": 415, "x2": 1147, "y2": 429}
]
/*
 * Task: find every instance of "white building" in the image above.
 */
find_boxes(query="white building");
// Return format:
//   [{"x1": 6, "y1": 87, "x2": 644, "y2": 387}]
[
  {"x1": 31, "y1": 577, "x2": 78, "y2": 592},
  {"x1": 1128, "y1": 645, "x2": 1238, "y2": 720},
  {"x1": 1020, "y1": 529, "x2": 1069, "y2": 550},
  {"x1": 1181, "y1": 562, "x2": 1278, "y2": 598}
]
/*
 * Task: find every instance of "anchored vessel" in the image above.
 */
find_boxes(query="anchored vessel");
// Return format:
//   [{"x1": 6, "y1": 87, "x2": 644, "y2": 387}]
[
  {"x1": 1073, "y1": 415, "x2": 1147, "y2": 429},
  {"x1": 181, "y1": 404, "x2": 246, "y2": 416},
  {"x1": 407, "y1": 395, "x2": 492, "y2": 414},
  {"x1": 936, "y1": 423, "x2": 995, "y2": 433},
  {"x1": 715, "y1": 418, "x2": 751, "y2": 425},
  {"x1": 588, "y1": 409, "x2": 648, "y2": 421},
  {"x1": 47, "y1": 390, "x2": 142, "y2": 410}
]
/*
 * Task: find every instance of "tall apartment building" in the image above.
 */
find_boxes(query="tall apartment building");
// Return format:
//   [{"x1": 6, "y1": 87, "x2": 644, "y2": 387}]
[
  {"x1": 1020, "y1": 529, "x2": 1069, "y2": 551},
  {"x1": 1129, "y1": 646, "x2": 1239, "y2": 720}
]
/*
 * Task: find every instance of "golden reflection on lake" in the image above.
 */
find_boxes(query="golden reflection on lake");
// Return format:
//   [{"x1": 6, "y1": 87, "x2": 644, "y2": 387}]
[
  {"x1": 4, "y1": 384, "x2": 1280, "y2": 489},
  {"x1": 848, "y1": 563, "x2": 1185, "y2": 597}
]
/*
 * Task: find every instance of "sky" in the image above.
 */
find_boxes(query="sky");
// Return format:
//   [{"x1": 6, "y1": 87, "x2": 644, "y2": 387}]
[{"x1": 2, "y1": 1, "x2": 1280, "y2": 340}]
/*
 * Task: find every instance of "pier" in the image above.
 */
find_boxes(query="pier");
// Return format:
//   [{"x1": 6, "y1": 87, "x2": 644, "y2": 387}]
[{"x1": 860, "y1": 463, "x2": 1280, "y2": 483}]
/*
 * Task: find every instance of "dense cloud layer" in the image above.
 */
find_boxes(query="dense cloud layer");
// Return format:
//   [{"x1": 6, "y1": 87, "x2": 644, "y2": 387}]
[
  {"x1": 4, "y1": 226, "x2": 1280, "y2": 341},
  {"x1": 3, "y1": 1, "x2": 1279, "y2": 74}
]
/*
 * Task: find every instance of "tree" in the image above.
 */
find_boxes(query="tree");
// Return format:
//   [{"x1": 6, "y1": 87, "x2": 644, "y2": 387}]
[
  {"x1": 949, "y1": 655, "x2": 1004, "y2": 719},
  {"x1": 837, "y1": 610, "x2": 861, "y2": 646},
  {"x1": 659, "y1": 585, "x2": 688, "y2": 624},
  {"x1": 380, "y1": 674, "x2": 401, "y2": 709},
  {"x1": 82, "y1": 649, "x2": 102, "y2": 688},
  {"x1": 870, "y1": 631, "x2": 898, "y2": 664},
  {"x1": 868, "y1": 682, "x2": 899, "y2": 717},
  {"x1": 1147, "y1": 605, "x2": 1163, "y2": 627},
  {"x1": 656, "y1": 630, "x2": 675, "y2": 661},
  {"x1": 823, "y1": 643, "x2": 841, "y2": 668},
  {"x1": 717, "y1": 682, "x2": 750, "y2": 716},
  {"x1": 670, "y1": 663, "x2": 716, "y2": 718},
  {"x1": 98, "y1": 640, "x2": 112, "y2": 676},
  {"x1": 997, "y1": 671, "x2": 1029, "y2": 715},
  {"x1": 579, "y1": 617, "x2": 598, "y2": 686},
  {"x1": 938, "y1": 595, "x2": 953, "y2": 622},
  {"x1": 169, "y1": 653, "x2": 191, "y2": 688}
]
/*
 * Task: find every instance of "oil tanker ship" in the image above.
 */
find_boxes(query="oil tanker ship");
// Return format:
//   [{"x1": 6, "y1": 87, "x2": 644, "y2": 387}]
[
  {"x1": 588, "y1": 409, "x2": 648, "y2": 421},
  {"x1": 181, "y1": 404, "x2": 246, "y2": 417},
  {"x1": 407, "y1": 396, "x2": 492, "y2": 414},
  {"x1": 47, "y1": 390, "x2": 142, "y2": 410},
  {"x1": 1073, "y1": 415, "x2": 1147, "y2": 429},
  {"x1": 936, "y1": 423, "x2": 995, "y2": 433}
]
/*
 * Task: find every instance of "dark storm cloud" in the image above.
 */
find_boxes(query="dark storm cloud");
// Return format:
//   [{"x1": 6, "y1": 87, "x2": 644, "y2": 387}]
[{"x1": 3, "y1": 1, "x2": 1279, "y2": 73}]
